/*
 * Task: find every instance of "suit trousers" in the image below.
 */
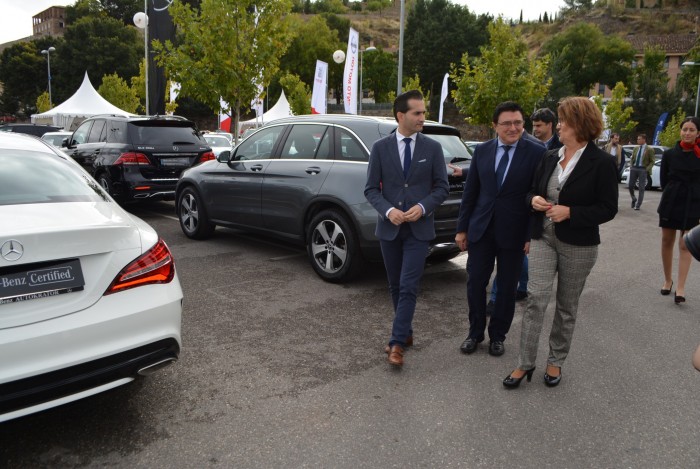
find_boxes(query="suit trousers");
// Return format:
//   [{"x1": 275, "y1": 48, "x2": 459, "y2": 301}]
[
  {"x1": 517, "y1": 224, "x2": 598, "y2": 369},
  {"x1": 380, "y1": 224, "x2": 429, "y2": 347},
  {"x1": 466, "y1": 222, "x2": 524, "y2": 342},
  {"x1": 628, "y1": 167, "x2": 647, "y2": 208}
]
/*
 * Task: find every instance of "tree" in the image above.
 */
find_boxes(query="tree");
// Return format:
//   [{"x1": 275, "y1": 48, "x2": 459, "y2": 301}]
[
  {"x1": 657, "y1": 107, "x2": 685, "y2": 148},
  {"x1": 36, "y1": 92, "x2": 52, "y2": 113},
  {"x1": 563, "y1": 0, "x2": 593, "y2": 10},
  {"x1": 98, "y1": 73, "x2": 140, "y2": 113},
  {"x1": 279, "y1": 73, "x2": 311, "y2": 115},
  {"x1": 604, "y1": 82, "x2": 637, "y2": 135},
  {"x1": 540, "y1": 23, "x2": 634, "y2": 96},
  {"x1": 153, "y1": 0, "x2": 293, "y2": 143},
  {"x1": 631, "y1": 46, "x2": 674, "y2": 135},
  {"x1": 53, "y1": 15, "x2": 142, "y2": 103},
  {"x1": 451, "y1": 18, "x2": 550, "y2": 126},
  {"x1": 404, "y1": 0, "x2": 490, "y2": 106},
  {"x1": 362, "y1": 48, "x2": 396, "y2": 104}
]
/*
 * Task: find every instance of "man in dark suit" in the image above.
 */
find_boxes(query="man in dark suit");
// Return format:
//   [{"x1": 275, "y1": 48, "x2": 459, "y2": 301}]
[
  {"x1": 455, "y1": 101, "x2": 546, "y2": 357},
  {"x1": 365, "y1": 90, "x2": 449, "y2": 368}
]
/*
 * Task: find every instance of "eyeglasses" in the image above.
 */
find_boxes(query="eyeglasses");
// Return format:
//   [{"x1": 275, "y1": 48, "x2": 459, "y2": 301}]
[{"x1": 497, "y1": 120, "x2": 524, "y2": 128}]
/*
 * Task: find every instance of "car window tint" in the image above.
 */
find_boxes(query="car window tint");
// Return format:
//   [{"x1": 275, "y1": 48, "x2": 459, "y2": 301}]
[
  {"x1": 87, "y1": 119, "x2": 106, "y2": 143},
  {"x1": 280, "y1": 125, "x2": 326, "y2": 159},
  {"x1": 107, "y1": 120, "x2": 127, "y2": 143},
  {"x1": 129, "y1": 124, "x2": 202, "y2": 145},
  {"x1": 204, "y1": 136, "x2": 229, "y2": 147},
  {"x1": 0, "y1": 151, "x2": 108, "y2": 205},
  {"x1": 72, "y1": 121, "x2": 92, "y2": 145},
  {"x1": 336, "y1": 128, "x2": 367, "y2": 161},
  {"x1": 235, "y1": 126, "x2": 284, "y2": 160},
  {"x1": 315, "y1": 128, "x2": 331, "y2": 160}
]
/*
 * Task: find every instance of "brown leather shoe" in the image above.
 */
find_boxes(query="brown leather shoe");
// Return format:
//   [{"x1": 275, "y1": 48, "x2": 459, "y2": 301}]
[
  {"x1": 387, "y1": 345, "x2": 404, "y2": 367},
  {"x1": 384, "y1": 336, "x2": 413, "y2": 354}
]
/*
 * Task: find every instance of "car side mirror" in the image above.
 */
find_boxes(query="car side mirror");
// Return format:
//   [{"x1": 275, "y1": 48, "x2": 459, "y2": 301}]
[
  {"x1": 61, "y1": 138, "x2": 68, "y2": 147},
  {"x1": 218, "y1": 150, "x2": 231, "y2": 163}
]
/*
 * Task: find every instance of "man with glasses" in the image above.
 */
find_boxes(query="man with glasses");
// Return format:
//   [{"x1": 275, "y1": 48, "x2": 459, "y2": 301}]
[{"x1": 455, "y1": 101, "x2": 547, "y2": 357}]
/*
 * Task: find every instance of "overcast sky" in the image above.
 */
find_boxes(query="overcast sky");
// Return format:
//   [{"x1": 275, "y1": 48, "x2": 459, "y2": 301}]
[{"x1": 0, "y1": 0, "x2": 567, "y2": 45}]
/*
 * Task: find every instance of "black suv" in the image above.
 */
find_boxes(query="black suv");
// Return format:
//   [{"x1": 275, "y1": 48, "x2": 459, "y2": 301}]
[
  {"x1": 63, "y1": 115, "x2": 214, "y2": 202},
  {"x1": 175, "y1": 114, "x2": 470, "y2": 283},
  {"x1": 0, "y1": 123, "x2": 62, "y2": 137}
]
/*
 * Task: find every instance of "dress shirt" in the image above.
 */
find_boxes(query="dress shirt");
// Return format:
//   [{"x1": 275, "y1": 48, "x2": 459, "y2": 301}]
[
  {"x1": 385, "y1": 131, "x2": 424, "y2": 218},
  {"x1": 556, "y1": 142, "x2": 586, "y2": 187}
]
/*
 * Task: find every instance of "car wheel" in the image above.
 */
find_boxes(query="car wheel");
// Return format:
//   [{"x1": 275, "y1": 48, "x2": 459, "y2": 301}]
[
  {"x1": 97, "y1": 173, "x2": 113, "y2": 196},
  {"x1": 307, "y1": 209, "x2": 363, "y2": 283},
  {"x1": 177, "y1": 187, "x2": 215, "y2": 239}
]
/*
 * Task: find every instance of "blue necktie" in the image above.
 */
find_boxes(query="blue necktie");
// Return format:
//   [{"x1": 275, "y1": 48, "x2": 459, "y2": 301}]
[
  {"x1": 403, "y1": 137, "x2": 412, "y2": 179},
  {"x1": 496, "y1": 145, "x2": 511, "y2": 190},
  {"x1": 636, "y1": 145, "x2": 644, "y2": 166}
]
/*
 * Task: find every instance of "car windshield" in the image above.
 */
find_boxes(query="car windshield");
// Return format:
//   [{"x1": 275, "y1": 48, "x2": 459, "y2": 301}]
[
  {"x1": 0, "y1": 151, "x2": 109, "y2": 205},
  {"x1": 42, "y1": 134, "x2": 68, "y2": 146},
  {"x1": 204, "y1": 136, "x2": 230, "y2": 147},
  {"x1": 426, "y1": 134, "x2": 471, "y2": 163},
  {"x1": 128, "y1": 123, "x2": 203, "y2": 145}
]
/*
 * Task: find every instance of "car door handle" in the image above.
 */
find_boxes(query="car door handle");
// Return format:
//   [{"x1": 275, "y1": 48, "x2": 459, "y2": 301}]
[
  {"x1": 250, "y1": 164, "x2": 264, "y2": 172},
  {"x1": 305, "y1": 166, "x2": 321, "y2": 175}
]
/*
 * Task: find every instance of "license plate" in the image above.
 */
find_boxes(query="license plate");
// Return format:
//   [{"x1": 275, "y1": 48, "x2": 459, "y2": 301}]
[
  {"x1": 0, "y1": 259, "x2": 85, "y2": 305},
  {"x1": 160, "y1": 157, "x2": 191, "y2": 167}
]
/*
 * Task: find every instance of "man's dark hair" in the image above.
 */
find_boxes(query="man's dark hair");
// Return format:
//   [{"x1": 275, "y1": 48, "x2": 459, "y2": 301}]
[
  {"x1": 638, "y1": 133, "x2": 647, "y2": 141},
  {"x1": 393, "y1": 90, "x2": 424, "y2": 121},
  {"x1": 492, "y1": 101, "x2": 524, "y2": 124},
  {"x1": 531, "y1": 108, "x2": 556, "y2": 125},
  {"x1": 611, "y1": 132, "x2": 619, "y2": 138}
]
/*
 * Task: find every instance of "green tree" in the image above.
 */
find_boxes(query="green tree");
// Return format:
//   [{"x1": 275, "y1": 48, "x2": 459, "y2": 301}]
[
  {"x1": 53, "y1": 15, "x2": 142, "y2": 103},
  {"x1": 604, "y1": 82, "x2": 637, "y2": 134},
  {"x1": 563, "y1": 0, "x2": 593, "y2": 10},
  {"x1": 279, "y1": 73, "x2": 311, "y2": 115},
  {"x1": 98, "y1": 73, "x2": 140, "y2": 113},
  {"x1": 152, "y1": 0, "x2": 293, "y2": 143},
  {"x1": 366, "y1": 0, "x2": 392, "y2": 15},
  {"x1": 36, "y1": 92, "x2": 52, "y2": 113},
  {"x1": 362, "y1": 48, "x2": 396, "y2": 104},
  {"x1": 657, "y1": 107, "x2": 685, "y2": 148},
  {"x1": 404, "y1": 0, "x2": 490, "y2": 106},
  {"x1": 540, "y1": 23, "x2": 634, "y2": 96},
  {"x1": 451, "y1": 18, "x2": 550, "y2": 126},
  {"x1": 402, "y1": 75, "x2": 431, "y2": 119},
  {"x1": 631, "y1": 46, "x2": 674, "y2": 135}
]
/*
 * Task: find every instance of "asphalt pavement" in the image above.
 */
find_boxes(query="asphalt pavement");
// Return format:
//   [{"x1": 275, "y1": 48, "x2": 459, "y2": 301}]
[{"x1": 1, "y1": 186, "x2": 699, "y2": 468}]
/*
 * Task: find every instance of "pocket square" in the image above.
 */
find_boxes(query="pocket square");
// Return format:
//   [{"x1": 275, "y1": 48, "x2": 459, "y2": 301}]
[{"x1": 418, "y1": 158, "x2": 426, "y2": 163}]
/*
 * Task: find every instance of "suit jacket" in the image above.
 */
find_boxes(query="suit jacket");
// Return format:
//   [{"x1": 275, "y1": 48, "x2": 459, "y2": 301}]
[
  {"x1": 527, "y1": 143, "x2": 618, "y2": 246},
  {"x1": 631, "y1": 144, "x2": 655, "y2": 174},
  {"x1": 364, "y1": 132, "x2": 449, "y2": 241},
  {"x1": 456, "y1": 137, "x2": 546, "y2": 249},
  {"x1": 604, "y1": 141, "x2": 624, "y2": 166}
]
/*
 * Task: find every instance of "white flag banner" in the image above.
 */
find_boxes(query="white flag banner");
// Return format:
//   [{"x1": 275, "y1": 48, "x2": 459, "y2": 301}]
[
  {"x1": 438, "y1": 73, "x2": 449, "y2": 124},
  {"x1": 170, "y1": 82, "x2": 180, "y2": 103},
  {"x1": 311, "y1": 60, "x2": 328, "y2": 114},
  {"x1": 343, "y1": 27, "x2": 359, "y2": 114}
]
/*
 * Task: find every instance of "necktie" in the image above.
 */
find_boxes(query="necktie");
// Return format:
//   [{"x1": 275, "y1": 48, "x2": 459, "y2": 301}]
[
  {"x1": 403, "y1": 137, "x2": 412, "y2": 179},
  {"x1": 636, "y1": 145, "x2": 644, "y2": 166},
  {"x1": 496, "y1": 145, "x2": 511, "y2": 190}
]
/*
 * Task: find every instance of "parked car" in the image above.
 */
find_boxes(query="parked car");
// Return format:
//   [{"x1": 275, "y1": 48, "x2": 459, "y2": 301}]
[
  {"x1": 40, "y1": 130, "x2": 72, "y2": 148},
  {"x1": 0, "y1": 123, "x2": 61, "y2": 137},
  {"x1": 175, "y1": 114, "x2": 471, "y2": 283},
  {"x1": 62, "y1": 114, "x2": 214, "y2": 202},
  {"x1": 619, "y1": 145, "x2": 667, "y2": 190},
  {"x1": 203, "y1": 133, "x2": 233, "y2": 157},
  {"x1": 0, "y1": 132, "x2": 183, "y2": 423}
]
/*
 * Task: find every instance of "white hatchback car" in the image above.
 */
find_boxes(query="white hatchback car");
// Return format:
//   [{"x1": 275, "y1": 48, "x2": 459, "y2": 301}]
[{"x1": 0, "y1": 133, "x2": 183, "y2": 422}]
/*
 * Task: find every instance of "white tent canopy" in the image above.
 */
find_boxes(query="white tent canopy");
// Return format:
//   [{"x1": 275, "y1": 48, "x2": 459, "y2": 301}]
[
  {"x1": 31, "y1": 72, "x2": 136, "y2": 130},
  {"x1": 232, "y1": 90, "x2": 293, "y2": 135}
]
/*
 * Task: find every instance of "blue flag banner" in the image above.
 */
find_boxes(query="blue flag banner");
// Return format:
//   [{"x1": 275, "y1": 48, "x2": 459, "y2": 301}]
[{"x1": 653, "y1": 112, "x2": 669, "y2": 145}]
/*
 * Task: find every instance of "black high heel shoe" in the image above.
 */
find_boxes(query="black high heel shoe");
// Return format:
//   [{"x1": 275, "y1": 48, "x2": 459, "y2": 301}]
[
  {"x1": 503, "y1": 368, "x2": 535, "y2": 389},
  {"x1": 660, "y1": 281, "x2": 673, "y2": 296},
  {"x1": 544, "y1": 366, "x2": 562, "y2": 387},
  {"x1": 675, "y1": 292, "x2": 686, "y2": 304}
]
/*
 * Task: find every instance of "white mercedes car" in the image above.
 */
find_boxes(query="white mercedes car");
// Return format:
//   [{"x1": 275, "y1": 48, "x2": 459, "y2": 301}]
[{"x1": 0, "y1": 133, "x2": 183, "y2": 422}]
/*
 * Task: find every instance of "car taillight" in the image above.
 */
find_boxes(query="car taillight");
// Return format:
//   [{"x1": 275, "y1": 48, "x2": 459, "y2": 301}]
[
  {"x1": 114, "y1": 152, "x2": 151, "y2": 165},
  {"x1": 199, "y1": 151, "x2": 215, "y2": 163},
  {"x1": 104, "y1": 239, "x2": 175, "y2": 295}
]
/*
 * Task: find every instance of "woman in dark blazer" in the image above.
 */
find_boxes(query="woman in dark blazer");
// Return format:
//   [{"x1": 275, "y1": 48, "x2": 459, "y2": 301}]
[
  {"x1": 658, "y1": 116, "x2": 700, "y2": 304},
  {"x1": 503, "y1": 97, "x2": 618, "y2": 388}
]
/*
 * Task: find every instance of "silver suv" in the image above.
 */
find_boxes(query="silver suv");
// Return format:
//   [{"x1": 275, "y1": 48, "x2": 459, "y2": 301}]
[{"x1": 175, "y1": 115, "x2": 470, "y2": 282}]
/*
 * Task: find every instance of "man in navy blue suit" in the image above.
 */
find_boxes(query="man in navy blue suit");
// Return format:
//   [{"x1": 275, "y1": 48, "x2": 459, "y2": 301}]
[
  {"x1": 455, "y1": 101, "x2": 546, "y2": 357},
  {"x1": 365, "y1": 90, "x2": 449, "y2": 367}
]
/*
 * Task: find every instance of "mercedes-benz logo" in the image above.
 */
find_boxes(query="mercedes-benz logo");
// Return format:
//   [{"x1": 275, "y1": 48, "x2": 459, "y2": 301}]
[{"x1": 1, "y1": 239, "x2": 24, "y2": 262}]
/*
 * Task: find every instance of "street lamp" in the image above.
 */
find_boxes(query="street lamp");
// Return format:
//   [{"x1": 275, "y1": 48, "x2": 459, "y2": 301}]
[
  {"x1": 40, "y1": 46, "x2": 55, "y2": 108},
  {"x1": 333, "y1": 50, "x2": 345, "y2": 108},
  {"x1": 682, "y1": 61, "x2": 700, "y2": 117},
  {"x1": 359, "y1": 46, "x2": 377, "y2": 115},
  {"x1": 397, "y1": 0, "x2": 405, "y2": 96},
  {"x1": 133, "y1": 3, "x2": 149, "y2": 115}
]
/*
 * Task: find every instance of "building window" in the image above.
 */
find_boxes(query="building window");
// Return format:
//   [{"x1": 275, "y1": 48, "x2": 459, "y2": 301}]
[
  {"x1": 664, "y1": 57, "x2": 670, "y2": 69},
  {"x1": 598, "y1": 83, "x2": 606, "y2": 95}
]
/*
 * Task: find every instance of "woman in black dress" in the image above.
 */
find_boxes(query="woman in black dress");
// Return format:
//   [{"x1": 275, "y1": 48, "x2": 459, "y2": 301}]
[{"x1": 658, "y1": 116, "x2": 700, "y2": 304}]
